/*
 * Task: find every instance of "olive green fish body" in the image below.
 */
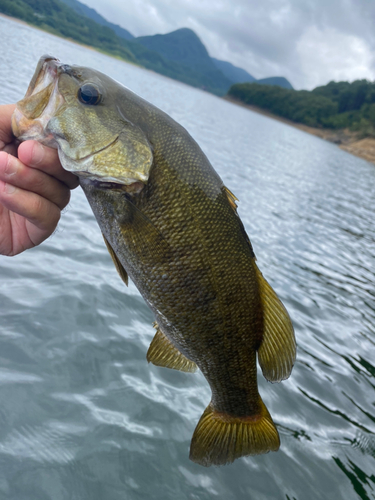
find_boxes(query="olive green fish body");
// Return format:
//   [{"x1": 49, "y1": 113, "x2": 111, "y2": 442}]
[
  {"x1": 12, "y1": 56, "x2": 296, "y2": 467},
  {"x1": 82, "y1": 151, "x2": 263, "y2": 419}
]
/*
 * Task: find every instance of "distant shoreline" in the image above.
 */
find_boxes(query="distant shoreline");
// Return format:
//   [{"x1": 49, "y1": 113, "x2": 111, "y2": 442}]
[
  {"x1": 0, "y1": 13, "x2": 193, "y2": 88},
  {"x1": 223, "y1": 96, "x2": 375, "y2": 166},
  {"x1": 2, "y1": 12, "x2": 375, "y2": 166},
  {"x1": 0, "y1": 12, "x2": 128, "y2": 59}
]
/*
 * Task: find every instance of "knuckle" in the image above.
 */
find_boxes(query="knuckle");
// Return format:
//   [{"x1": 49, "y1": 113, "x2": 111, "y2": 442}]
[
  {"x1": 31, "y1": 196, "x2": 46, "y2": 218},
  {"x1": 31, "y1": 174, "x2": 47, "y2": 193},
  {"x1": 59, "y1": 189, "x2": 71, "y2": 210},
  {"x1": 32, "y1": 198, "x2": 61, "y2": 231}
]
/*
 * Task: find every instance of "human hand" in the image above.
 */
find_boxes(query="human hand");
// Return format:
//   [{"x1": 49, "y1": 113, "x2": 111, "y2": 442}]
[{"x1": 0, "y1": 103, "x2": 79, "y2": 256}]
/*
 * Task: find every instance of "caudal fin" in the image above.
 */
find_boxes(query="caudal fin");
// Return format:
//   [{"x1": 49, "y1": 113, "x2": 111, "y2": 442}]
[{"x1": 189, "y1": 398, "x2": 280, "y2": 467}]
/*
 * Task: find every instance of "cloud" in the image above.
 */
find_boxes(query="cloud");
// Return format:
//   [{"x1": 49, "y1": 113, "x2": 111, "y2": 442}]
[
  {"x1": 82, "y1": 0, "x2": 375, "y2": 89},
  {"x1": 296, "y1": 26, "x2": 375, "y2": 89}
]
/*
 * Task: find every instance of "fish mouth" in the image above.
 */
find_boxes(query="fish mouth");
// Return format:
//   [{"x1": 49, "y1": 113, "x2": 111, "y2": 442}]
[
  {"x1": 24, "y1": 55, "x2": 61, "y2": 101},
  {"x1": 12, "y1": 55, "x2": 65, "y2": 145}
]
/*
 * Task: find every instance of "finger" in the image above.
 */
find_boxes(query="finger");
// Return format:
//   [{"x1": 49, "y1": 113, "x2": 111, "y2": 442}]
[
  {"x1": 0, "y1": 104, "x2": 16, "y2": 147},
  {"x1": 0, "y1": 151, "x2": 71, "y2": 210},
  {"x1": 0, "y1": 179, "x2": 61, "y2": 236},
  {"x1": 18, "y1": 141, "x2": 79, "y2": 189}
]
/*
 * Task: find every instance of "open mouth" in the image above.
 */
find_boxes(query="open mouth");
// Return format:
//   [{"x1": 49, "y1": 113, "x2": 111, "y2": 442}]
[
  {"x1": 12, "y1": 56, "x2": 64, "y2": 144},
  {"x1": 24, "y1": 55, "x2": 61, "y2": 99}
]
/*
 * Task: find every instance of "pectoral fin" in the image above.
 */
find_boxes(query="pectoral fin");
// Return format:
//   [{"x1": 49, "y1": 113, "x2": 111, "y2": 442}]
[
  {"x1": 255, "y1": 263, "x2": 296, "y2": 383},
  {"x1": 147, "y1": 324, "x2": 197, "y2": 373},
  {"x1": 102, "y1": 234, "x2": 129, "y2": 286}
]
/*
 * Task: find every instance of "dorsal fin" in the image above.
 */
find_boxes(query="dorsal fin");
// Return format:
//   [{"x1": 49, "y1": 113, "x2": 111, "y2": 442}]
[
  {"x1": 224, "y1": 186, "x2": 239, "y2": 211},
  {"x1": 254, "y1": 263, "x2": 296, "y2": 383},
  {"x1": 222, "y1": 186, "x2": 256, "y2": 257},
  {"x1": 102, "y1": 234, "x2": 129, "y2": 286},
  {"x1": 147, "y1": 324, "x2": 197, "y2": 373}
]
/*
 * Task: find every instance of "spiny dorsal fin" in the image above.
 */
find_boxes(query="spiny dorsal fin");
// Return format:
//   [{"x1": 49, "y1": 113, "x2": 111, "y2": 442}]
[
  {"x1": 254, "y1": 263, "x2": 296, "y2": 383},
  {"x1": 147, "y1": 324, "x2": 197, "y2": 373},
  {"x1": 224, "y1": 186, "x2": 239, "y2": 211},
  {"x1": 223, "y1": 186, "x2": 256, "y2": 257},
  {"x1": 190, "y1": 397, "x2": 280, "y2": 467},
  {"x1": 102, "y1": 234, "x2": 129, "y2": 286}
]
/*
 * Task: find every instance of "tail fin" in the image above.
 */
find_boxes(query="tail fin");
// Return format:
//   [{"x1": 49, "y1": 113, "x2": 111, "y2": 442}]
[{"x1": 189, "y1": 398, "x2": 280, "y2": 467}]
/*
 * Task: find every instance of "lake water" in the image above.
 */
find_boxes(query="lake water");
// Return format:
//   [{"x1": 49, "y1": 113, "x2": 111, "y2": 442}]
[{"x1": 0, "y1": 15, "x2": 375, "y2": 500}]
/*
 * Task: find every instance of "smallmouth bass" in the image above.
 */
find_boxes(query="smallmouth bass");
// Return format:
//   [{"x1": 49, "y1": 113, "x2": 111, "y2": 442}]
[{"x1": 12, "y1": 55, "x2": 296, "y2": 467}]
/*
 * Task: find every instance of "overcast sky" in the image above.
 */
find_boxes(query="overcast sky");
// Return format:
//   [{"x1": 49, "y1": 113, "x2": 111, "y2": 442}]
[{"x1": 81, "y1": 0, "x2": 375, "y2": 90}]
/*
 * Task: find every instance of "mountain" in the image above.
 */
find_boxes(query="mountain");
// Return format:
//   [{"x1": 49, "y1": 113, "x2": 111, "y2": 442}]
[
  {"x1": 211, "y1": 58, "x2": 256, "y2": 84},
  {"x1": 0, "y1": 0, "x2": 230, "y2": 94},
  {"x1": 212, "y1": 59, "x2": 293, "y2": 89},
  {"x1": 135, "y1": 29, "x2": 293, "y2": 91},
  {"x1": 256, "y1": 77, "x2": 293, "y2": 90},
  {"x1": 59, "y1": 0, "x2": 134, "y2": 40},
  {"x1": 0, "y1": 0, "x2": 293, "y2": 95},
  {"x1": 137, "y1": 28, "x2": 214, "y2": 71},
  {"x1": 135, "y1": 28, "x2": 232, "y2": 94}
]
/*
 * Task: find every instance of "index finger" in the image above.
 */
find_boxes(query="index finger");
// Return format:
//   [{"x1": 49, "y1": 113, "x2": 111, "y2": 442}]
[
  {"x1": 0, "y1": 103, "x2": 16, "y2": 147},
  {"x1": 18, "y1": 140, "x2": 79, "y2": 190}
]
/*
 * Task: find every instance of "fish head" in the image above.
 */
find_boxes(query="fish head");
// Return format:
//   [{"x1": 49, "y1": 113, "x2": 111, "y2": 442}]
[{"x1": 12, "y1": 55, "x2": 153, "y2": 190}]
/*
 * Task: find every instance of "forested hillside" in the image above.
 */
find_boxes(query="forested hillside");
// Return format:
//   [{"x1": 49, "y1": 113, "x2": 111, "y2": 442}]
[
  {"x1": 136, "y1": 28, "x2": 232, "y2": 94},
  {"x1": 228, "y1": 80, "x2": 375, "y2": 136},
  {"x1": 256, "y1": 77, "x2": 293, "y2": 90},
  {"x1": 0, "y1": 0, "x2": 137, "y2": 61},
  {"x1": 60, "y1": 0, "x2": 134, "y2": 40},
  {"x1": 211, "y1": 58, "x2": 256, "y2": 84}
]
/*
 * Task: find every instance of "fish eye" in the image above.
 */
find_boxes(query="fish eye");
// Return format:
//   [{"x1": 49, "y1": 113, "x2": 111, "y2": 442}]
[{"x1": 77, "y1": 84, "x2": 102, "y2": 105}]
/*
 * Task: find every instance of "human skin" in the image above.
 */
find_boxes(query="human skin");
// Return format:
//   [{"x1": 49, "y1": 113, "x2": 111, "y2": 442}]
[{"x1": 0, "y1": 103, "x2": 79, "y2": 256}]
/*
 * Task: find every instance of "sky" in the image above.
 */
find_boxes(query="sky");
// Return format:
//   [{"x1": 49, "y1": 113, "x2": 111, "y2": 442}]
[{"x1": 81, "y1": 0, "x2": 375, "y2": 90}]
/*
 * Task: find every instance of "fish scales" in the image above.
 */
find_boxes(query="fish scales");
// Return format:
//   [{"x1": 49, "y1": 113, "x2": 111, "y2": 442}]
[
  {"x1": 90, "y1": 138, "x2": 262, "y2": 394},
  {"x1": 12, "y1": 55, "x2": 296, "y2": 467}
]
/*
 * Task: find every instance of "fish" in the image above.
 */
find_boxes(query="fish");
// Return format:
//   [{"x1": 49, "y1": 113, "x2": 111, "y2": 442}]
[{"x1": 12, "y1": 55, "x2": 296, "y2": 467}]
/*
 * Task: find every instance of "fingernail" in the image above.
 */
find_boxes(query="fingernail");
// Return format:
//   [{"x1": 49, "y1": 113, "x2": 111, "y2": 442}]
[
  {"x1": 4, "y1": 183, "x2": 16, "y2": 194},
  {"x1": 32, "y1": 142, "x2": 45, "y2": 165}
]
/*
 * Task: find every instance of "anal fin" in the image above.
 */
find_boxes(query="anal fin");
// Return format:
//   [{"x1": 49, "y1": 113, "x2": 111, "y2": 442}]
[
  {"x1": 103, "y1": 234, "x2": 129, "y2": 286},
  {"x1": 147, "y1": 324, "x2": 197, "y2": 373},
  {"x1": 254, "y1": 263, "x2": 296, "y2": 383}
]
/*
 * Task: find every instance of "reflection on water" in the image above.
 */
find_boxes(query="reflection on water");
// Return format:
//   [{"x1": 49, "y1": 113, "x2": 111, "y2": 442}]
[{"x1": 0, "y1": 15, "x2": 375, "y2": 500}]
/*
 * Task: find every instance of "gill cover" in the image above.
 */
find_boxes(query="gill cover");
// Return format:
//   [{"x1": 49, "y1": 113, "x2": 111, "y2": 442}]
[{"x1": 47, "y1": 102, "x2": 153, "y2": 184}]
